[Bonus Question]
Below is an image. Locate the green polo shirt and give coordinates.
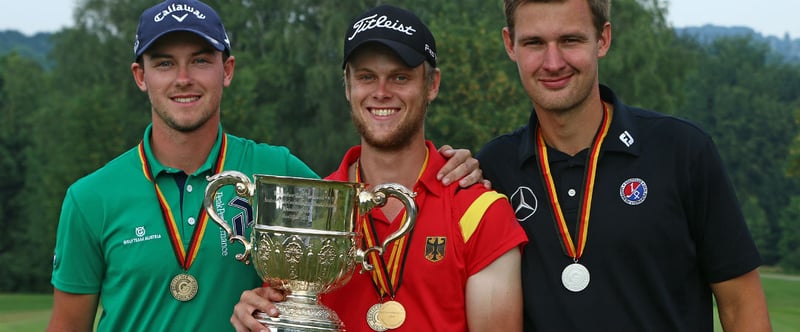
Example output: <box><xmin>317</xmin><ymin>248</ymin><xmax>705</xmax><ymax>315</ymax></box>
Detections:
<box><xmin>51</xmin><ymin>125</ymin><xmax>319</xmax><ymax>331</ymax></box>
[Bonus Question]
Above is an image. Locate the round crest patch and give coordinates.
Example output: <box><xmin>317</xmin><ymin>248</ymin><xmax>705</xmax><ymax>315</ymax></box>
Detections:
<box><xmin>620</xmin><ymin>178</ymin><xmax>647</xmax><ymax>205</ymax></box>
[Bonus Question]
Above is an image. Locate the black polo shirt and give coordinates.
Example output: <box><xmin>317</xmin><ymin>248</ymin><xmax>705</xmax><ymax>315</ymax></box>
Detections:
<box><xmin>477</xmin><ymin>85</ymin><xmax>762</xmax><ymax>331</ymax></box>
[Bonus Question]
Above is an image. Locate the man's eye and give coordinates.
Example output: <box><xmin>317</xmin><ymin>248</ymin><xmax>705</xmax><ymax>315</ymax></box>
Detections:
<box><xmin>523</xmin><ymin>40</ymin><xmax>544</xmax><ymax>47</ymax></box>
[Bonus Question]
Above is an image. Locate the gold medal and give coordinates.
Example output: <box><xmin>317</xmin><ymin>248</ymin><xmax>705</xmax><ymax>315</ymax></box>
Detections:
<box><xmin>377</xmin><ymin>300</ymin><xmax>406</xmax><ymax>329</ymax></box>
<box><xmin>169</xmin><ymin>273</ymin><xmax>198</xmax><ymax>301</ymax></box>
<box><xmin>366</xmin><ymin>303</ymin><xmax>387</xmax><ymax>331</ymax></box>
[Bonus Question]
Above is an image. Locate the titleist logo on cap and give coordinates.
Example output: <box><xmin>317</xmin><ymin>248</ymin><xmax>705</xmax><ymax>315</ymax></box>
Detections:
<box><xmin>153</xmin><ymin>3</ymin><xmax>207</xmax><ymax>22</ymax></box>
<box><xmin>347</xmin><ymin>14</ymin><xmax>417</xmax><ymax>41</ymax></box>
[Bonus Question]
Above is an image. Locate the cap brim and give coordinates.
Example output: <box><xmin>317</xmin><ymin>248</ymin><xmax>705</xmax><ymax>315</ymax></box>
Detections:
<box><xmin>136</xmin><ymin>29</ymin><xmax>227</xmax><ymax>58</ymax></box>
<box><xmin>343</xmin><ymin>38</ymin><xmax>426</xmax><ymax>68</ymax></box>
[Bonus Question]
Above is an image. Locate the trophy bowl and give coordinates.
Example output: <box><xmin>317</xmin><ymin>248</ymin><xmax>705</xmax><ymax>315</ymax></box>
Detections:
<box><xmin>204</xmin><ymin>171</ymin><xmax>416</xmax><ymax>331</ymax></box>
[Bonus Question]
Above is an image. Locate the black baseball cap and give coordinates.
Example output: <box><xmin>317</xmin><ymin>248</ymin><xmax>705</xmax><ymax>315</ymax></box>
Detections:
<box><xmin>133</xmin><ymin>0</ymin><xmax>231</xmax><ymax>59</ymax></box>
<box><xmin>343</xmin><ymin>5</ymin><xmax>437</xmax><ymax>68</ymax></box>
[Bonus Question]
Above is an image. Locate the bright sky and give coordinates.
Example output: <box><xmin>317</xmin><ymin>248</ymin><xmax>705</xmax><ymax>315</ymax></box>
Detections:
<box><xmin>0</xmin><ymin>0</ymin><xmax>797</xmax><ymax>38</ymax></box>
<box><xmin>667</xmin><ymin>0</ymin><xmax>799</xmax><ymax>38</ymax></box>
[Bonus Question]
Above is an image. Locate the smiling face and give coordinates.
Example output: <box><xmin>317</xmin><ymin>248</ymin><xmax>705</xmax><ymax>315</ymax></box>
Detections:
<box><xmin>344</xmin><ymin>43</ymin><xmax>440</xmax><ymax>151</ymax></box>
<box><xmin>502</xmin><ymin>0</ymin><xmax>610</xmax><ymax>114</ymax></box>
<box><xmin>131</xmin><ymin>31</ymin><xmax>234</xmax><ymax>133</ymax></box>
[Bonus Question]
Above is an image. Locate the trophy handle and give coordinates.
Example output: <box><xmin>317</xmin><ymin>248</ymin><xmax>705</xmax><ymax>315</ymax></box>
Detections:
<box><xmin>204</xmin><ymin>170</ymin><xmax>255</xmax><ymax>264</ymax></box>
<box><xmin>358</xmin><ymin>183</ymin><xmax>418</xmax><ymax>272</ymax></box>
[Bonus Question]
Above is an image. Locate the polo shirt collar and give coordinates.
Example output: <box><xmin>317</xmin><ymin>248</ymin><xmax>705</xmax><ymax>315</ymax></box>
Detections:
<box><xmin>330</xmin><ymin>141</ymin><xmax>445</xmax><ymax>198</ymax></box>
<box><xmin>416</xmin><ymin>140</ymin><xmax>446</xmax><ymax>198</ymax></box>
<box><xmin>517</xmin><ymin>84</ymin><xmax>642</xmax><ymax>168</ymax></box>
<box><xmin>140</xmin><ymin>123</ymin><xmax>225</xmax><ymax>176</ymax></box>
<box><xmin>599</xmin><ymin>84</ymin><xmax>642</xmax><ymax>157</ymax></box>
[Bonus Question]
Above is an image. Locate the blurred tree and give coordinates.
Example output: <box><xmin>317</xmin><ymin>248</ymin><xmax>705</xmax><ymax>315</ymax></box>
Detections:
<box><xmin>215</xmin><ymin>0</ymin><xmax>360</xmax><ymax>174</ymax></box>
<box><xmin>678</xmin><ymin>36</ymin><xmax>800</xmax><ymax>264</ymax></box>
<box><xmin>741</xmin><ymin>195</ymin><xmax>777</xmax><ymax>265</ymax></box>
<box><xmin>12</xmin><ymin>0</ymin><xmax>150</xmax><ymax>291</ymax></box>
<box><xmin>778</xmin><ymin>196</ymin><xmax>800</xmax><ymax>272</ymax></box>
<box><xmin>0</xmin><ymin>52</ymin><xmax>44</xmax><ymax>290</ymax></box>
<box><xmin>600</xmin><ymin>0</ymin><xmax>691</xmax><ymax>115</ymax></box>
<box><xmin>421</xmin><ymin>0</ymin><xmax>530</xmax><ymax>152</ymax></box>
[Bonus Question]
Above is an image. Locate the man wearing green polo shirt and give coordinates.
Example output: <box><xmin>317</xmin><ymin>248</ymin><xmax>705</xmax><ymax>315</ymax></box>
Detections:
<box><xmin>46</xmin><ymin>1</ymin><xmax>481</xmax><ymax>331</ymax></box>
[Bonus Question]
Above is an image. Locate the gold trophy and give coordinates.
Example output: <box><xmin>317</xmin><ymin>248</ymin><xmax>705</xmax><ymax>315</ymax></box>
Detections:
<box><xmin>204</xmin><ymin>171</ymin><xmax>417</xmax><ymax>331</ymax></box>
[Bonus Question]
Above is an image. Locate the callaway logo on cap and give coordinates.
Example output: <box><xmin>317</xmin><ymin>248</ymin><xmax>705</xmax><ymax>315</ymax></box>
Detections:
<box><xmin>133</xmin><ymin>0</ymin><xmax>231</xmax><ymax>59</ymax></box>
<box><xmin>343</xmin><ymin>5</ymin><xmax>437</xmax><ymax>68</ymax></box>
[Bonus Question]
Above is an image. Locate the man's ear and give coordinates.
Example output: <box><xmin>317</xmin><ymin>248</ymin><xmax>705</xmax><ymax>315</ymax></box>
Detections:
<box><xmin>131</xmin><ymin>62</ymin><xmax>147</xmax><ymax>92</ymax></box>
<box><xmin>597</xmin><ymin>22</ymin><xmax>612</xmax><ymax>58</ymax></box>
<box><xmin>502</xmin><ymin>27</ymin><xmax>518</xmax><ymax>62</ymax></box>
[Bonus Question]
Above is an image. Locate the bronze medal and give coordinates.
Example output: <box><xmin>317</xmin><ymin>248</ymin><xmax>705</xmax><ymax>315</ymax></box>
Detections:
<box><xmin>170</xmin><ymin>273</ymin><xmax>198</xmax><ymax>301</ymax></box>
<box><xmin>367</xmin><ymin>303</ymin><xmax>387</xmax><ymax>331</ymax></box>
<box><xmin>139</xmin><ymin>138</ymin><xmax>227</xmax><ymax>304</ymax></box>
<box><xmin>377</xmin><ymin>300</ymin><xmax>406</xmax><ymax>329</ymax></box>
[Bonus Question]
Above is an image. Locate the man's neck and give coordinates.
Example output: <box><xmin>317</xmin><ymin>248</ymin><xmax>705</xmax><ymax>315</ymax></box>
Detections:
<box><xmin>149</xmin><ymin>121</ymin><xmax>219</xmax><ymax>175</ymax></box>
<box><xmin>356</xmin><ymin>140</ymin><xmax>428</xmax><ymax>190</ymax></box>
<box><xmin>353</xmin><ymin>139</ymin><xmax>428</xmax><ymax>222</ymax></box>
<box><xmin>535</xmin><ymin>95</ymin><xmax>605</xmax><ymax>156</ymax></box>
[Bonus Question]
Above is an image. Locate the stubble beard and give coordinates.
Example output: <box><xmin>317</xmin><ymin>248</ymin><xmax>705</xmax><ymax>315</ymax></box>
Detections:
<box><xmin>533</xmin><ymin>79</ymin><xmax>594</xmax><ymax>114</ymax></box>
<box><xmin>351</xmin><ymin>103</ymin><xmax>427</xmax><ymax>152</ymax></box>
<box><xmin>154</xmin><ymin>105</ymin><xmax>215</xmax><ymax>133</ymax></box>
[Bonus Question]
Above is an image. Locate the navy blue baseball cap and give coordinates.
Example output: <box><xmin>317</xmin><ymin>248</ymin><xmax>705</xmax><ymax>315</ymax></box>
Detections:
<box><xmin>343</xmin><ymin>5</ymin><xmax>437</xmax><ymax>68</ymax></box>
<box><xmin>133</xmin><ymin>0</ymin><xmax>231</xmax><ymax>59</ymax></box>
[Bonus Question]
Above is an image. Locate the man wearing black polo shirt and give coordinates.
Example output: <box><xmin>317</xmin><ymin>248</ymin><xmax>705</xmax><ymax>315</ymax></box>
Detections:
<box><xmin>476</xmin><ymin>0</ymin><xmax>772</xmax><ymax>331</ymax></box>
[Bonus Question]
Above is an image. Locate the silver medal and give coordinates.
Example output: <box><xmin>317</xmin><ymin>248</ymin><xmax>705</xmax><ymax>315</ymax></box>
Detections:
<box><xmin>366</xmin><ymin>303</ymin><xmax>387</xmax><ymax>331</ymax></box>
<box><xmin>561</xmin><ymin>263</ymin><xmax>590</xmax><ymax>292</ymax></box>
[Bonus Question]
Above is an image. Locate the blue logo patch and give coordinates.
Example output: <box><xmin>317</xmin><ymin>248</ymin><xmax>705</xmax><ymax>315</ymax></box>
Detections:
<box><xmin>620</xmin><ymin>178</ymin><xmax>647</xmax><ymax>205</ymax></box>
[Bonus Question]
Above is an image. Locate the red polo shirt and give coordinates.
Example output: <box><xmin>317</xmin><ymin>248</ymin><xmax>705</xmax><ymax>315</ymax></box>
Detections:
<box><xmin>319</xmin><ymin>141</ymin><xmax>527</xmax><ymax>331</ymax></box>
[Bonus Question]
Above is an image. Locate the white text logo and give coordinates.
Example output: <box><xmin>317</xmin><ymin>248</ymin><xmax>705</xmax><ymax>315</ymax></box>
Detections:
<box><xmin>154</xmin><ymin>3</ymin><xmax>206</xmax><ymax>22</ymax></box>
<box><xmin>348</xmin><ymin>14</ymin><xmax>416</xmax><ymax>41</ymax></box>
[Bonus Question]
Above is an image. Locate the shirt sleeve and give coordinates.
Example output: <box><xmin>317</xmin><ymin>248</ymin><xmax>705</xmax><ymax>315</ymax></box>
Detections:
<box><xmin>457</xmin><ymin>189</ymin><xmax>528</xmax><ymax>275</ymax></box>
<box><xmin>285</xmin><ymin>153</ymin><xmax>320</xmax><ymax>179</ymax></box>
<box><xmin>51</xmin><ymin>187</ymin><xmax>105</xmax><ymax>294</ymax></box>
<box><xmin>692</xmin><ymin>137</ymin><xmax>762</xmax><ymax>283</ymax></box>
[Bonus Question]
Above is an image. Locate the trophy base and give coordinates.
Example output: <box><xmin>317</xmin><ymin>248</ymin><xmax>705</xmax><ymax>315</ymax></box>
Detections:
<box><xmin>255</xmin><ymin>298</ymin><xmax>345</xmax><ymax>332</ymax></box>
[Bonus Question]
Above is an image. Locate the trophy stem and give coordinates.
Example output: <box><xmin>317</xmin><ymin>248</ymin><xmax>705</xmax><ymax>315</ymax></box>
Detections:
<box><xmin>254</xmin><ymin>295</ymin><xmax>345</xmax><ymax>332</ymax></box>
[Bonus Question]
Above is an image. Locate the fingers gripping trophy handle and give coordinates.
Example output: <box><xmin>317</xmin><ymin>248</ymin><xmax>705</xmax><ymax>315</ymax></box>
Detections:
<box><xmin>358</xmin><ymin>183</ymin><xmax>418</xmax><ymax>272</ymax></box>
<box><xmin>204</xmin><ymin>170</ymin><xmax>255</xmax><ymax>264</ymax></box>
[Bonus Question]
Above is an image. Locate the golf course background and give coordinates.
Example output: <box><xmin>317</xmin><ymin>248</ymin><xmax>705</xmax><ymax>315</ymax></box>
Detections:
<box><xmin>2</xmin><ymin>271</ymin><xmax>797</xmax><ymax>331</ymax></box>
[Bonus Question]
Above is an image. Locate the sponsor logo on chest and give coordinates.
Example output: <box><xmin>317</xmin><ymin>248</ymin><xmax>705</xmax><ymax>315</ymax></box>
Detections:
<box><xmin>123</xmin><ymin>226</ymin><xmax>162</xmax><ymax>245</ymax></box>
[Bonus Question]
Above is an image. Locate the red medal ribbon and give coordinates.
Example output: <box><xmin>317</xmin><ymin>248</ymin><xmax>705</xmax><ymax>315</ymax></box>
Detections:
<box><xmin>356</xmin><ymin>149</ymin><xmax>427</xmax><ymax>299</ymax></box>
<box><xmin>535</xmin><ymin>104</ymin><xmax>611</xmax><ymax>260</ymax></box>
<box><xmin>137</xmin><ymin>134</ymin><xmax>228</xmax><ymax>270</ymax></box>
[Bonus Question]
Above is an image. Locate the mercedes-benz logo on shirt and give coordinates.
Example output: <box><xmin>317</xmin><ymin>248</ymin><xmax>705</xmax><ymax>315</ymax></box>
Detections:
<box><xmin>511</xmin><ymin>186</ymin><xmax>538</xmax><ymax>222</ymax></box>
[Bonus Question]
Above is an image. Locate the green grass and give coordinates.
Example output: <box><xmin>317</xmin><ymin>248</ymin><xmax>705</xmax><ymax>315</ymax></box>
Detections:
<box><xmin>0</xmin><ymin>293</ymin><xmax>51</xmax><ymax>332</ymax></box>
<box><xmin>711</xmin><ymin>272</ymin><xmax>800</xmax><ymax>331</ymax></box>
<box><xmin>2</xmin><ymin>273</ymin><xmax>798</xmax><ymax>331</ymax></box>
<box><xmin>759</xmin><ymin>273</ymin><xmax>800</xmax><ymax>331</ymax></box>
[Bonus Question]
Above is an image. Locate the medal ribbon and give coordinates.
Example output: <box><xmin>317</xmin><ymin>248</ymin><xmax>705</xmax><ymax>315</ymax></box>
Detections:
<box><xmin>535</xmin><ymin>103</ymin><xmax>610</xmax><ymax>260</ymax></box>
<box><xmin>137</xmin><ymin>134</ymin><xmax>228</xmax><ymax>270</ymax></box>
<box><xmin>356</xmin><ymin>149</ymin><xmax>428</xmax><ymax>299</ymax></box>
